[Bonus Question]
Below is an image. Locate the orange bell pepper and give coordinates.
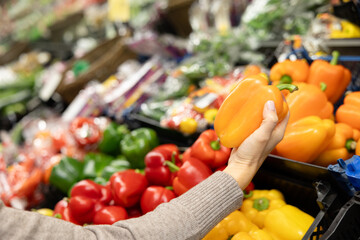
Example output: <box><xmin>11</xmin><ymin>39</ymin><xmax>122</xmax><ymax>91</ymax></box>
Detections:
<box><xmin>356</xmin><ymin>138</ymin><xmax>360</xmax><ymax>156</ymax></box>
<box><xmin>275</xmin><ymin>116</ymin><xmax>336</xmax><ymax>163</ymax></box>
<box><xmin>313</xmin><ymin>123</ymin><xmax>358</xmax><ymax>167</ymax></box>
<box><xmin>270</xmin><ymin>59</ymin><xmax>309</xmax><ymax>84</ymax></box>
<box><xmin>214</xmin><ymin>74</ymin><xmax>297</xmax><ymax>148</ymax></box>
<box><xmin>285</xmin><ymin>83</ymin><xmax>333</xmax><ymax>124</ymax></box>
<box><xmin>336</xmin><ymin>91</ymin><xmax>360</xmax><ymax>131</ymax></box>
<box><xmin>307</xmin><ymin>51</ymin><xmax>352</xmax><ymax>103</ymax></box>
<box><xmin>243</xmin><ymin>65</ymin><xmax>262</xmax><ymax>77</ymax></box>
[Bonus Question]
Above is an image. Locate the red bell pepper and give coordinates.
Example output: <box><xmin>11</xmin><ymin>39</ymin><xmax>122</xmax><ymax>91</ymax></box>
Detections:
<box><xmin>140</xmin><ymin>186</ymin><xmax>176</xmax><ymax>214</ymax></box>
<box><xmin>144</xmin><ymin>145</ymin><xmax>182</xmax><ymax>186</ymax></box>
<box><xmin>93</xmin><ymin>206</ymin><xmax>128</xmax><ymax>225</ymax></box>
<box><xmin>172</xmin><ymin>157</ymin><xmax>212</xmax><ymax>196</ymax></box>
<box><xmin>69</xmin><ymin>196</ymin><xmax>97</xmax><ymax>224</ymax></box>
<box><xmin>53</xmin><ymin>199</ymin><xmax>80</xmax><ymax>225</ymax></box>
<box><xmin>110</xmin><ymin>170</ymin><xmax>148</xmax><ymax>208</ymax></box>
<box><xmin>70</xmin><ymin>179</ymin><xmax>102</xmax><ymax>199</ymax></box>
<box><xmin>181</xmin><ymin>148</ymin><xmax>192</xmax><ymax>162</ymax></box>
<box><xmin>190</xmin><ymin>130</ymin><xmax>231</xmax><ymax>169</ymax></box>
<box><xmin>69</xmin><ymin>117</ymin><xmax>101</xmax><ymax>147</ymax></box>
<box><xmin>153</xmin><ymin>144</ymin><xmax>180</xmax><ymax>156</ymax></box>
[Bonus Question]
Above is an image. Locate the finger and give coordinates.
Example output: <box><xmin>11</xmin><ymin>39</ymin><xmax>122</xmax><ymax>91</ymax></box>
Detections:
<box><xmin>252</xmin><ymin>101</ymin><xmax>279</xmax><ymax>141</ymax></box>
<box><xmin>270</xmin><ymin>112</ymin><xmax>289</xmax><ymax>143</ymax></box>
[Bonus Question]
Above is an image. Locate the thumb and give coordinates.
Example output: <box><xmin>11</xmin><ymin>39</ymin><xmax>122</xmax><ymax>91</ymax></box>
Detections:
<box><xmin>253</xmin><ymin>100</ymin><xmax>279</xmax><ymax>140</ymax></box>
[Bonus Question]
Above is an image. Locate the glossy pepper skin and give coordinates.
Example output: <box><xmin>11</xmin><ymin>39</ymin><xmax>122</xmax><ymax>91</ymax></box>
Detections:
<box><xmin>241</xmin><ymin>189</ymin><xmax>286</xmax><ymax>228</ymax></box>
<box><xmin>53</xmin><ymin>199</ymin><xmax>80</xmax><ymax>225</ymax></box>
<box><xmin>120</xmin><ymin>128</ymin><xmax>159</xmax><ymax>169</ymax></box>
<box><xmin>232</xmin><ymin>229</ymin><xmax>274</xmax><ymax>240</ymax></box>
<box><xmin>203</xmin><ymin>210</ymin><xmax>259</xmax><ymax>240</ymax></box>
<box><xmin>336</xmin><ymin>91</ymin><xmax>360</xmax><ymax>131</ymax></box>
<box><xmin>82</xmin><ymin>152</ymin><xmax>114</xmax><ymax>179</ymax></box>
<box><xmin>144</xmin><ymin>144</ymin><xmax>181</xmax><ymax>186</ymax></box>
<box><xmin>313</xmin><ymin>123</ymin><xmax>359</xmax><ymax>167</ymax></box>
<box><xmin>264</xmin><ymin>205</ymin><xmax>314</xmax><ymax>240</ymax></box>
<box><xmin>275</xmin><ymin>116</ymin><xmax>336</xmax><ymax>163</ymax></box>
<box><xmin>98</xmin><ymin>123</ymin><xmax>129</xmax><ymax>155</ymax></box>
<box><xmin>285</xmin><ymin>83</ymin><xmax>334</xmax><ymax>124</ymax></box>
<box><xmin>110</xmin><ymin>170</ymin><xmax>148</xmax><ymax>208</ymax></box>
<box><xmin>172</xmin><ymin>158</ymin><xmax>212</xmax><ymax>196</ymax></box>
<box><xmin>49</xmin><ymin>156</ymin><xmax>84</xmax><ymax>194</ymax></box>
<box><xmin>93</xmin><ymin>206</ymin><xmax>128</xmax><ymax>225</ymax></box>
<box><xmin>308</xmin><ymin>51</ymin><xmax>352</xmax><ymax>103</ymax></box>
<box><xmin>140</xmin><ymin>186</ymin><xmax>176</xmax><ymax>214</ymax></box>
<box><xmin>190</xmin><ymin>130</ymin><xmax>231</xmax><ymax>169</ymax></box>
<box><xmin>214</xmin><ymin>74</ymin><xmax>294</xmax><ymax>148</ymax></box>
<box><xmin>270</xmin><ymin>59</ymin><xmax>309</xmax><ymax>84</ymax></box>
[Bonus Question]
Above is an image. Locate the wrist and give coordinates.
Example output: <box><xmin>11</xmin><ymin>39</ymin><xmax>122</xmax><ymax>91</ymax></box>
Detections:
<box><xmin>223</xmin><ymin>164</ymin><xmax>257</xmax><ymax>190</ymax></box>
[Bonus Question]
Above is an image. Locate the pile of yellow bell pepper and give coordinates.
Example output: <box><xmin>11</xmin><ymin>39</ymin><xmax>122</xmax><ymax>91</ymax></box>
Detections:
<box><xmin>203</xmin><ymin>189</ymin><xmax>314</xmax><ymax>240</ymax></box>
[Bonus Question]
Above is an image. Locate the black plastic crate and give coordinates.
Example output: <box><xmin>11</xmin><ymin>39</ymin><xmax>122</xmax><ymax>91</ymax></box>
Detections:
<box><xmin>253</xmin><ymin>154</ymin><xmax>351</xmax><ymax>240</ymax></box>
<box><xmin>320</xmin><ymin>191</ymin><xmax>360</xmax><ymax>240</ymax></box>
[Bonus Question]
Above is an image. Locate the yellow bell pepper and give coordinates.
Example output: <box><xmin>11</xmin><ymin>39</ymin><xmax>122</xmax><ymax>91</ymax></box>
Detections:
<box><xmin>240</xmin><ymin>190</ymin><xmax>286</xmax><ymax>228</ymax></box>
<box><xmin>203</xmin><ymin>210</ymin><xmax>258</xmax><ymax>240</ymax></box>
<box><xmin>32</xmin><ymin>208</ymin><xmax>54</xmax><ymax>217</ymax></box>
<box><xmin>202</xmin><ymin>221</ymin><xmax>229</xmax><ymax>240</ymax></box>
<box><xmin>232</xmin><ymin>229</ymin><xmax>274</xmax><ymax>240</ymax></box>
<box><xmin>179</xmin><ymin>118</ymin><xmax>197</xmax><ymax>134</ymax></box>
<box><xmin>204</xmin><ymin>109</ymin><xmax>218</xmax><ymax>124</ymax></box>
<box><xmin>264</xmin><ymin>205</ymin><xmax>314</xmax><ymax>240</ymax></box>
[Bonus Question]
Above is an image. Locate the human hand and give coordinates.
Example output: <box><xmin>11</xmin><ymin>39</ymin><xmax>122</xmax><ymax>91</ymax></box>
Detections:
<box><xmin>223</xmin><ymin>100</ymin><xmax>289</xmax><ymax>189</ymax></box>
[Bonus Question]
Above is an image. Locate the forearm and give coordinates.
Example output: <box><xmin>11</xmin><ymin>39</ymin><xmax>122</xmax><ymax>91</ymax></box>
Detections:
<box><xmin>0</xmin><ymin>171</ymin><xmax>243</xmax><ymax>240</ymax></box>
<box><xmin>109</xmin><ymin>171</ymin><xmax>243</xmax><ymax>240</ymax></box>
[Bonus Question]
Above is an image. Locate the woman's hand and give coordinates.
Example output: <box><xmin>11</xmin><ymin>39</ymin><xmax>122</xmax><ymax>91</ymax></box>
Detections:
<box><xmin>223</xmin><ymin>100</ymin><xmax>289</xmax><ymax>189</ymax></box>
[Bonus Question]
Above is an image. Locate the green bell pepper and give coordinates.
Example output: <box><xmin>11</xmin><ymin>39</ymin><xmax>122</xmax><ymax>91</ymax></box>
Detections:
<box><xmin>98</xmin><ymin>123</ymin><xmax>129</xmax><ymax>155</ymax></box>
<box><xmin>120</xmin><ymin>128</ymin><xmax>159</xmax><ymax>169</ymax></box>
<box><xmin>82</xmin><ymin>152</ymin><xmax>114</xmax><ymax>179</ymax></box>
<box><xmin>101</xmin><ymin>156</ymin><xmax>131</xmax><ymax>180</ymax></box>
<box><xmin>49</xmin><ymin>157</ymin><xmax>84</xmax><ymax>194</ymax></box>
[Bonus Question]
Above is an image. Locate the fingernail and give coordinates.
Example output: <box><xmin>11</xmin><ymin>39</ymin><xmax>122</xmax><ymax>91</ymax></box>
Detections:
<box><xmin>266</xmin><ymin>100</ymin><xmax>276</xmax><ymax>112</ymax></box>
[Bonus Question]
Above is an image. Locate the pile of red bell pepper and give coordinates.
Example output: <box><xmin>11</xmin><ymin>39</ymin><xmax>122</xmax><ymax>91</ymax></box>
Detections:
<box><xmin>52</xmin><ymin>129</ymin><xmax>237</xmax><ymax>225</ymax></box>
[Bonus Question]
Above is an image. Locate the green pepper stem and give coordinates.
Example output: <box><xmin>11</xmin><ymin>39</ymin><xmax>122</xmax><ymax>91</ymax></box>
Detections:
<box><xmin>210</xmin><ymin>140</ymin><xmax>221</xmax><ymax>151</ymax></box>
<box><xmin>276</xmin><ymin>83</ymin><xmax>299</xmax><ymax>93</ymax></box>
<box><xmin>54</xmin><ymin>214</ymin><xmax>62</xmax><ymax>219</ymax></box>
<box><xmin>280</xmin><ymin>75</ymin><xmax>293</xmax><ymax>84</ymax></box>
<box><xmin>165</xmin><ymin>161</ymin><xmax>180</xmax><ymax>172</ymax></box>
<box><xmin>253</xmin><ymin>197</ymin><xmax>270</xmax><ymax>211</ymax></box>
<box><xmin>320</xmin><ymin>82</ymin><xmax>327</xmax><ymax>92</ymax></box>
<box><xmin>165</xmin><ymin>186</ymin><xmax>174</xmax><ymax>190</ymax></box>
<box><xmin>330</xmin><ymin>51</ymin><xmax>340</xmax><ymax>65</ymax></box>
<box><xmin>345</xmin><ymin>139</ymin><xmax>357</xmax><ymax>153</ymax></box>
<box><xmin>243</xmin><ymin>190</ymin><xmax>254</xmax><ymax>199</ymax></box>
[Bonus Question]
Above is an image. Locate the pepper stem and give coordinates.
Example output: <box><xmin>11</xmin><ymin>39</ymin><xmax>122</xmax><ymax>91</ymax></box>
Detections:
<box><xmin>54</xmin><ymin>213</ymin><xmax>62</xmax><ymax>219</ymax></box>
<box><xmin>165</xmin><ymin>186</ymin><xmax>174</xmax><ymax>190</ymax></box>
<box><xmin>280</xmin><ymin>75</ymin><xmax>293</xmax><ymax>84</ymax></box>
<box><xmin>276</xmin><ymin>83</ymin><xmax>299</xmax><ymax>93</ymax></box>
<box><xmin>165</xmin><ymin>160</ymin><xmax>180</xmax><ymax>172</ymax></box>
<box><xmin>345</xmin><ymin>139</ymin><xmax>357</xmax><ymax>153</ymax></box>
<box><xmin>243</xmin><ymin>190</ymin><xmax>253</xmax><ymax>199</ymax></box>
<box><xmin>330</xmin><ymin>51</ymin><xmax>340</xmax><ymax>65</ymax></box>
<box><xmin>253</xmin><ymin>197</ymin><xmax>270</xmax><ymax>211</ymax></box>
<box><xmin>210</xmin><ymin>140</ymin><xmax>221</xmax><ymax>151</ymax></box>
<box><xmin>320</xmin><ymin>82</ymin><xmax>327</xmax><ymax>92</ymax></box>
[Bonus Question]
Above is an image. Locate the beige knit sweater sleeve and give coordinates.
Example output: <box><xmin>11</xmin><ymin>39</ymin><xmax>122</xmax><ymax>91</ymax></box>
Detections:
<box><xmin>0</xmin><ymin>171</ymin><xmax>243</xmax><ymax>240</ymax></box>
